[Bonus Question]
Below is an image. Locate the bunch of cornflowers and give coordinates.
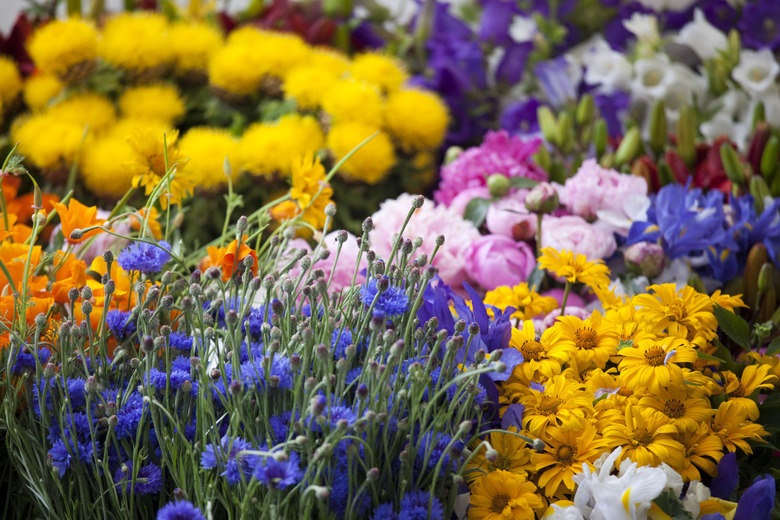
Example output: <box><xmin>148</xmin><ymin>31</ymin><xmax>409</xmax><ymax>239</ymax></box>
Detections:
<box><xmin>1</xmin><ymin>196</ymin><xmax>517</xmax><ymax>519</ymax></box>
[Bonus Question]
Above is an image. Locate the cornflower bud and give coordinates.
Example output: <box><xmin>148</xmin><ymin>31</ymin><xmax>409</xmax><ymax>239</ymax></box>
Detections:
<box><xmin>206</xmin><ymin>267</ymin><xmax>221</xmax><ymax>280</ymax></box>
<box><xmin>236</xmin><ymin>215</ymin><xmax>248</xmax><ymax>233</ymax></box>
<box><xmin>130</xmin><ymin>358</ymin><xmax>142</xmax><ymax>369</ymax></box>
<box><xmin>189</xmin><ymin>284</ymin><xmax>202</xmax><ymax>297</ymax></box>
<box><xmin>173</xmin><ymin>488</ymin><xmax>188</xmax><ymax>501</ymax></box>
<box><xmin>189</xmin><ymin>271</ymin><xmax>202</xmax><ymax>284</ymax></box>
<box><xmin>271</xmin><ymin>300</ymin><xmax>285</xmax><ymax>316</ymax></box>
<box><xmin>81</xmin><ymin>301</ymin><xmax>93</xmax><ymax>315</ymax></box>
<box><xmin>210</xmin><ymin>369</ymin><xmax>221</xmax><ymax>379</ymax></box>
<box><xmin>533</xmin><ymin>438</ymin><xmax>546</xmax><ymax>451</ymax></box>
<box><xmin>229</xmin><ymin>381</ymin><xmax>242</xmax><ymax>395</ymax></box>
<box><xmin>104</xmin><ymin>279</ymin><xmax>116</xmax><ymax>296</ymax></box>
<box><xmin>468</xmin><ymin>323</ymin><xmax>481</xmax><ymax>336</ymax></box>
<box><xmin>475</xmin><ymin>349</ymin><xmax>486</xmax><ymax>364</ymax></box>
<box><xmin>304</xmin><ymin>377</ymin><xmax>316</xmax><ymax>393</ymax></box>
<box><xmin>68</xmin><ymin>287</ymin><xmax>80</xmax><ymax>303</ymax></box>
<box><xmin>85</xmin><ymin>376</ymin><xmax>99</xmax><ymax>394</ymax></box>
<box><xmin>243</xmin><ymin>255</ymin><xmax>255</xmax><ymax>268</ymax></box>
<box><xmin>153</xmin><ymin>336</ymin><xmax>166</xmax><ymax>350</ymax></box>
<box><xmin>490</xmin><ymin>349</ymin><xmax>503</xmax><ymax>362</ymax></box>
<box><xmin>160</xmin><ymin>295</ymin><xmax>174</xmax><ymax>308</ymax></box>
<box><xmin>226</xmin><ymin>310</ymin><xmax>239</xmax><ymax>324</ymax></box>
<box><xmin>43</xmin><ymin>363</ymin><xmax>56</xmax><ymax>378</ymax></box>
<box><xmin>34</xmin><ymin>313</ymin><xmax>47</xmax><ymax>328</ymax></box>
<box><xmin>181</xmin><ymin>296</ymin><xmax>193</xmax><ymax>310</ymax></box>
<box><xmin>69</xmin><ymin>229</ymin><xmax>84</xmax><ymax>241</ymax></box>
<box><xmin>485</xmin><ymin>445</ymin><xmax>499</xmax><ymax>463</ymax></box>
<box><xmin>181</xmin><ymin>380</ymin><xmax>192</xmax><ymax>394</ymax></box>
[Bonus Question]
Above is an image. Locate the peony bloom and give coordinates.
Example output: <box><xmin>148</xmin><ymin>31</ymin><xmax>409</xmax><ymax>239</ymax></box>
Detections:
<box><xmin>485</xmin><ymin>191</ymin><xmax>537</xmax><ymax>240</ymax></box>
<box><xmin>541</xmin><ymin>216</ymin><xmax>617</xmax><ymax>261</ymax></box>
<box><xmin>434</xmin><ymin>131</ymin><xmax>547</xmax><ymax>206</ymax></box>
<box><xmin>558</xmin><ymin>159</ymin><xmax>648</xmax><ymax>221</ymax></box>
<box><xmin>369</xmin><ymin>194</ymin><xmax>481</xmax><ymax>290</ymax></box>
<box><xmin>463</xmin><ymin>235</ymin><xmax>535</xmax><ymax>291</ymax></box>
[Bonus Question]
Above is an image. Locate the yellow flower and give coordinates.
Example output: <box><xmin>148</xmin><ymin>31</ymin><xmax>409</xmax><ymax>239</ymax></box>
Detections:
<box><xmin>521</xmin><ymin>374</ymin><xmax>593</xmax><ymax>438</ymax></box>
<box><xmin>227</xmin><ymin>28</ymin><xmax>310</xmax><ymax>75</ymax></box>
<box><xmin>286</xmin><ymin>154</ymin><xmax>333</xmax><ymax>230</ymax></box>
<box><xmin>125</xmin><ymin>128</ymin><xmax>192</xmax><ymax>208</ymax></box>
<box><xmin>506</xmin><ymin>320</ymin><xmax>573</xmax><ymax>384</ymax></box>
<box><xmin>634</xmin><ymin>283</ymin><xmax>718</xmax><ymax>345</ymax></box>
<box><xmin>326</xmin><ymin>121</ymin><xmax>396</xmax><ymax>184</ymax></box>
<box><xmin>603</xmin><ymin>405</ymin><xmax>684</xmax><ymax>468</ymax></box>
<box><xmin>80</xmin><ymin>134</ymin><xmax>137</xmax><ymax>199</ymax></box>
<box><xmin>384</xmin><ymin>89</ymin><xmax>449</xmax><ymax>151</ymax></box>
<box><xmin>638</xmin><ymin>384</ymin><xmax>715</xmax><ymax>433</ymax></box>
<box><xmin>618</xmin><ymin>335</ymin><xmax>698</xmax><ymax>392</ymax></box>
<box><xmin>554</xmin><ymin>310</ymin><xmax>619</xmax><ymax>372</ymax></box>
<box><xmin>208</xmin><ymin>43</ymin><xmax>266</xmax><ymax>96</ymax></box>
<box><xmin>100</xmin><ymin>13</ymin><xmax>172</xmax><ymax>73</ymax></box>
<box><xmin>283</xmin><ymin>65</ymin><xmax>342</xmax><ymax>110</ymax></box>
<box><xmin>349</xmin><ymin>52</ymin><xmax>408</xmax><ymax>93</ymax></box>
<box><xmin>169</xmin><ymin>21</ymin><xmax>223</xmax><ymax>75</ymax></box>
<box><xmin>0</xmin><ymin>56</ymin><xmax>22</xmax><ymax>108</ymax></box>
<box><xmin>47</xmin><ymin>93</ymin><xmax>117</xmax><ymax>136</ymax></box>
<box><xmin>469</xmin><ymin>470</ymin><xmax>544</xmax><ymax>520</ymax></box>
<box><xmin>673</xmin><ymin>423</ymin><xmax>723</xmax><ymax>482</ymax></box>
<box><xmin>239</xmin><ymin>115</ymin><xmax>324</xmax><ymax>179</ymax></box>
<box><xmin>710</xmin><ymin>400</ymin><xmax>768</xmax><ymax>454</ymax></box>
<box><xmin>464</xmin><ymin>430</ymin><xmax>534</xmax><ymax>482</ymax></box>
<box><xmin>118</xmin><ymin>84</ymin><xmax>185</xmax><ymax>126</ymax></box>
<box><xmin>27</xmin><ymin>18</ymin><xmax>98</xmax><ymax>81</ymax></box>
<box><xmin>178</xmin><ymin>127</ymin><xmax>241</xmax><ymax>190</ymax></box>
<box><xmin>322</xmin><ymin>79</ymin><xmax>384</xmax><ymax>126</ymax></box>
<box><xmin>308</xmin><ymin>47</ymin><xmax>350</xmax><ymax>73</ymax></box>
<box><xmin>485</xmin><ymin>283</ymin><xmax>558</xmax><ymax>321</ymax></box>
<box><xmin>708</xmin><ymin>290</ymin><xmax>747</xmax><ymax>312</ymax></box>
<box><xmin>12</xmin><ymin>113</ymin><xmax>87</xmax><ymax>171</ymax></box>
<box><xmin>538</xmin><ymin>248</ymin><xmax>610</xmax><ymax>287</ymax></box>
<box><xmin>22</xmin><ymin>73</ymin><xmax>63</xmax><ymax>111</ymax></box>
<box><xmin>533</xmin><ymin>421</ymin><xmax>607</xmax><ymax>496</ymax></box>
<box><xmin>721</xmin><ymin>364</ymin><xmax>776</xmax><ymax>420</ymax></box>
<box><xmin>604</xmin><ymin>302</ymin><xmax>643</xmax><ymax>342</ymax></box>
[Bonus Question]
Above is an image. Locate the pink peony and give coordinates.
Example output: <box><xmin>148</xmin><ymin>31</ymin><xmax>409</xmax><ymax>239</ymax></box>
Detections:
<box><xmin>369</xmin><ymin>193</ymin><xmax>481</xmax><ymax>290</ymax></box>
<box><xmin>558</xmin><ymin>159</ymin><xmax>648</xmax><ymax>220</ymax></box>
<box><xmin>448</xmin><ymin>186</ymin><xmax>492</xmax><ymax>217</ymax></box>
<box><xmin>485</xmin><ymin>190</ymin><xmax>537</xmax><ymax>240</ymax></box>
<box><xmin>434</xmin><ymin>131</ymin><xmax>548</xmax><ymax>206</ymax></box>
<box><xmin>541</xmin><ymin>215</ymin><xmax>617</xmax><ymax>260</ymax></box>
<box><xmin>463</xmin><ymin>235</ymin><xmax>536</xmax><ymax>291</ymax></box>
<box><xmin>537</xmin><ymin>306</ymin><xmax>591</xmax><ymax>329</ymax></box>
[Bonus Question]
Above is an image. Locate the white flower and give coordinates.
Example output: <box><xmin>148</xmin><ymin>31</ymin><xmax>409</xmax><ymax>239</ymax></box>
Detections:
<box><xmin>676</xmin><ymin>9</ymin><xmax>728</xmax><ymax>61</ymax></box>
<box><xmin>584</xmin><ymin>40</ymin><xmax>633</xmax><ymax>92</ymax></box>
<box><xmin>700</xmin><ymin>113</ymin><xmax>750</xmax><ymax>151</ymax></box>
<box><xmin>623</xmin><ymin>13</ymin><xmax>660</xmax><ymax>45</ymax></box>
<box><xmin>542</xmin><ymin>504</ymin><xmax>586</xmax><ymax>520</ymax></box>
<box><xmin>632</xmin><ymin>54</ymin><xmax>674</xmax><ymax>99</ymax></box>
<box><xmin>509</xmin><ymin>15</ymin><xmax>537</xmax><ymax>43</ymax></box>
<box><xmin>637</xmin><ymin>0</ymin><xmax>697</xmax><ymax>11</ymax></box>
<box><xmin>681</xmin><ymin>481</ymin><xmax>711</xmax><ymax>518</ymax></box>
<box><xmin>596</xmin><ymin>193</ymin><xmax>651</xmax><ymax>237</ymax></box>
<box><xmin>757</xmin><ymin>86</ymin><xmax>780</xmax><ymax>127</ymax></box>
<box><xmin>661</xmin><ymin>65</ymin><xmax>708</xmax><ymax>122</ymax></box>
<box><xmin>732</xmin><ymin>48</ymin><xmax>780</xmax><ymax>95</ymax></box>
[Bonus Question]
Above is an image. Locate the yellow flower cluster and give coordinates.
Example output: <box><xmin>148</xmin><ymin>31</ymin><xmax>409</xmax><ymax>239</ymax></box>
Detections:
<box><xmin>466</xmin><ymin>252</ymin><xmax>777</xmax><ymax>516</ymax></box>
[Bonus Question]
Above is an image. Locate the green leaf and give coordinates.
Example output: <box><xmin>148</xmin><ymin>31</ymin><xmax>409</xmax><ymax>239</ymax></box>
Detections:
<box><xmin>464</xmin><ymin>198</ymin><xmax>492</xmax><ymax>228</ymax></box>
<box><xmin>508</xmin><ymin>177</ymin><xmax>540</xmax><ymax>189</ymax></box>
<box><xmin>713</xmin><ymin>305</ymin><xmax>751</xmax><ymax>349</ymax></box>
<box><xmin>697</xmin><ymin>351</ymin><xmax>726</xmax><ymax>363</ymax></box>
<box><xmin>653</xmin><ymin>489</ymin><xmax>694</xmax><ymax>520</ymax></box>
<box><xmin>526</xmin><ymin>264</ymin><xmax>544</xmax><ymax>292</ymax></box>
<box><xmin>767</xmin><ymin>336</ymin><xmax>780</xmax><ymax>356</ymax></box>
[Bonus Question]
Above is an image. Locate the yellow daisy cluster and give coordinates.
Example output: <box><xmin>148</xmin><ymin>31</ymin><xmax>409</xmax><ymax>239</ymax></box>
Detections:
<box><xmin>466</xmin><ymin>252</ymin><xmax>777</xmax><ymax>515</ymax></box>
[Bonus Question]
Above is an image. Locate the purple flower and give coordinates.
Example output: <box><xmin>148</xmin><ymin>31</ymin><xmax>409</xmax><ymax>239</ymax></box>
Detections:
<box><xmin>253</xmin><ymin>451</ymin><xmax>303</xmax><ymax>490</ymax></box>
<box><xmin>700</xmin><ymin>0</ymin><xmax>736</xmax><ymax>32</ymax></box>
<box><xmin>593</xmin><ymin>90</ymin><xmax>630</xmax><ymax>138</ymax></box>
<box><xmin>737</xmin><ymin>3</ymin><xmax>780</xmax><ymax>50</ymax></box>
<box><xmin>709</xmin><ymin>452</ymin><xmax>737</xmax><ymax>500</ymax></box>
<box><xmin>239</xmin><ymin>355</ymin><xmax>293</xmax><ymax>391</ymax></box>
<box><xmin>501</xmin><ymin>98</ymin><xmax>545</xmax><ymax>136</ymax></box>
<box><xmin>416</xmin><ymin>432</ymin><xmax>463</xmax><ymax>476</ymax></box>
<box><xmin>201</xmin><ymin>436</ymin><xmax>259</xmax><ymax>485</ymax></box>
<box><xmin>534</xmin><ymin>56</ymin><xmax>579</xmax><ymax>107</ymax></box>
<box><xmin>167</xmin><ymin>332</ymin><xmax>194</xmax><ymax>351</ymax></box>
<box><xmin>117</xmin><ymin>240</ymin><xmax>172</xmax><ymax>274</ymax></box>
<box><xmin>106</xmin><ymin>310</ymin><xmax>136</xmax><ymax>341</ymax></box>
<box><xmin>157</xmin><ymin>500</ymin><xmax>207</xmax><ymax>520</ymax></box>
<box><xmin>11</xmin><ymin>346</ymin><xmax>51</xmax><ymax>374</ymax></box>
<box><xmin>371</xmin><ymin>502</ymin><xmax>398</xmax><ymax>520</ymax></box>
<box><xmin>479</xmin><ymin>0</ymin><xmax>519</xmax><ymax>46</ymax></box>
<box><xmin>496</xmin><ymin>42</ymin><xmax>533</xmax><ymax>85</ymax></box>
<box><xmin>114</xmin><ymin>461</ymin><xmax>163</xmax><ymax>495</ymax></box>
<box><xmin>49</xmin><ymin>436</ymin><xmax>96</xmax><ymax>478</ymax></box>
<box><xmin>399</xmin><ymin>490</ymin><xmax>444</xmax><ymax>520</ymax></box>
<box><xmin>734</xmin><ymin>474</ymin><xmax>776</xmax><ymax>520</ymax></box>
<box><xmin>114</xmin><ymin>391</ymin><xmax>145</xmax><ymax>439</ymax></box>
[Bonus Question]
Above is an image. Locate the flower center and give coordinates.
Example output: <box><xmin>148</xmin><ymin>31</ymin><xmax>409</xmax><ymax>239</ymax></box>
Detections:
<box><xmin>644</xmin><ymin>346</ymin><xmax>665</xmax><ymax>366</ymax></box>
<box><xmin>633</xmin><ymin>429</ymin><xmax>653</xmax><ymax>446</ymax></box>
<box><xmin>538</xmin><ymin>395</ymin><xmax>562</xmax><ymax>415</ymax></box>
<box><xmin>555</xmin><ymin>444</ymin><xmax>576</xmax><ymax>465</ymax></box>
<box><xmin>750</xmin><ymin>67</ymin><xmax>767</xmax><ymax>82</ymax></box>
<box><xmin>490</xmin><ymin>454</ymin><xmax>512</xmax><ymax>472</ymax></box>
<box><xmin>575</xmin><ymin>328</ymin><xmax>598</xmax><ymax>350</ymax></box>
<box><xmin>643</xmin><ymin>70</ymin><xmax>663</xmax><ymax>87</ymax></box>
<box><xmin>663</xmin><ymin>399</ymin><xmax>685</xmax><ymax>418</ymax></box>
<box><xmin>617</xmin><ymin>386</ymin><xmax>633</xmax><ymax>397</ymax></box>
<box><xmin>664</xmin><ymin>302</ymin><xmax>684</xmax><ymax>322</ymax></box>
<box><xmin>729</xmin><ymin>382</ymin><xmax>746</xmax><ymax>398</ymax></box>
<box><xmin>521</xmin><ymin>340</ymin><xmax>544</xmax><ymax>361</ymax></box>
<box><xmin>490</xmin><ymin>494</ymin><xmax>510</xmax><ymax>513</ymax></box>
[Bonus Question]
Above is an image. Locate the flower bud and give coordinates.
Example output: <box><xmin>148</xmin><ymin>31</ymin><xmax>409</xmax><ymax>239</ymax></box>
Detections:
<box><xmin>721</xmin><ymin>142</ymin><xmax>746</xmax><ymax>185</ymax></box>
<box><xmin>487</xmin><ymin>174</ymin><xmax>511</xmax><ymax>198</ymax></box>
<box><xmin>750</xmin><ymin>176</ymin><xmax>771</xmax><ymax>213</ymax></box>
<box><xmin>532</xmin><ymin>438</ymin><xmax>546</xmax><ymax>451</ymax></box>
<box><xmin>229</xmin><ymin>380</ymin><xmax>242</xmax><ymax>395</ymax></box>
<box><xmin>80</xmin><ymin>301</ymin><xmax>93</xmax><ymax>315</ymax></box>
<box><xmin>615</xmin><ymin>127</ymin><xmax>641</xmax><ymax>166</ymax></box>
<box><xmin>593</xmin><ymin>118</ymin><xmax>608</xmax><ymax>158</ymax></box>
<box><xmin>761</xmin><ymin>135</ymin><xmax>779</xmax><ymax>182</ymax></box>
<box><xmin>576</xmin><ymin>94</ymin><xmax>595</xmax><ymax>126</ymax></box>
<box><xmin>524</xmin><ymin>182</ymin><xmax>559</xmax><ymax>214</ymax></box>
<box><xmin>624</xmin><ymin>242</ymin><xmax>666</xmax><ymax>278</ymax></box>
<box><xmin>69</xmin><ymin>229</ymin><xmax>84</xmax><ymax>241</ymax></box>
<box><xmin>173</xmin><ymin>488</ymin><xmax>188</xmax><ymax>501</ymax></box>
<box><xmin>677</xmin><ymin>106</ymin><xmax>697</xmax><ymax>167</ymax></box>
<box><xmin>68</xmin><ymin>287</ymin><xmax>80</xmax><ymax>302</ymax></box>
<box><xmin>366</xmin><ymin>467</ymin><xmax>380</xmax><ymax>482</ymax></box>
<box><xmin>758</xmin><ymin>262</ymin><xmax>775</xmax><ymax>294</ymax></box>
<box><xmin>649</xmin><ymin>99</ymin><xmax>667</xmax><ymax>156</ymax></box>
<box><xmin>444</xmin><ymin>145</ymin><xmax>463</xmax><ymax>164</ymax></box>
<box><xmin>538</xmin><ymin>105</ymin><xmax>559</xmax><ymax>145</ymax></box>
<box><xmin>485</xmin><ymin>445</ymin><xmax>499</xmax><ymax>463</ymax></box>
<box><xmin>325</xmin><ymin>202</ymin><xmax>337</xmax><ymax>217</ymax></box>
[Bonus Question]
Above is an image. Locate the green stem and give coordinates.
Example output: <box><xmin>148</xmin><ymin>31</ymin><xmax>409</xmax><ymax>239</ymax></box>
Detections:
<box><xmin>560</xmin><ymin>281</ymin><xmax>571</xmax><ymax>316</ymax></box>
<box><xmin>535</xmin><ymin>213</ymin><xmax>543</xmax><ymax>258</ymax></box>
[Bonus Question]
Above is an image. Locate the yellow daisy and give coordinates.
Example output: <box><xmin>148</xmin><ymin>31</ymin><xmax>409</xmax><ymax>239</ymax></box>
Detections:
<box><xmin>554</xmin><ymin>310</ymin><xmax>619</xmax><ymax>372</ymax></box>
<box><xmin>538</xmin><ymin>248</ymin><xmax>610</xmax><ymax>288</ymax></box>
<box><xmin>464</xmin><ymin>430</ymin><xmax>534</xmax><ymax>482</ymax></box>
<box><xmin>521</xmin><ymin>374</ymin><xmax>594</xmax><ymax>438</ymax></box>
<box><xmin>533</xmin><ymin>421</ymin><xmax>607</xmax><ymax>496</ymax></box>
<box><xmin>484</xmin><ymin>283</ymin><xmax>558</xmax><ymax>321</ymax></box>
<box><xmin>638</xmin><ymin>383</ymin><xmax>715</xmax><ymax>432</ymax></box>
<box><xmin>618</xmin><ymin>335</ymin><xmax>697</xmax><ymax>392</ymax></box>
<box><xmin>273</xmin><ymin>153</ymin><xmax>334</xmax><ymax>231</ymax></box>
<box><xmin>634</xmin><ymin>283</ymin><xmax>718</xmax><ymax>345</ymax></box>
<box><xmin>673</xmin><ymin>422</ymin><xmax>723</xmax><ymax>482</ymax></box>
<box><xmin>603</xmin><ymin>405</ymin><xmax>684</xmax><ymax>468</ymax></box>
<box><xmin>721</xmin><ymin>364</ymin><xmax>776</xmax><ymax>420</ymax></box>
<box><xmin>125</xmin><ymin>128</ymin><xmax>192</xmax><ymax>208</ymax></box>
<box><xmin>507</xmin><ymin>320</ymin><xmax>573</xmax><ymax>384</ymax></box>
<box><xmin>710</xmin><ymin>400</ymin><xmax>768</xmax><ymax>454</ymax></box>
<box><xmin>469</xmin><ymin>470</ymin><xmax>544</xmax><ymax>520</ymax></box>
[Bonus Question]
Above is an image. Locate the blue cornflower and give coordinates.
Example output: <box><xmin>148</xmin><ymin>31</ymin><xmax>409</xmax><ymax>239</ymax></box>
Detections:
<box><xmin>114</xmin><ymin>392</ymin><xmax>145</xmax><ymax>440</ymax></box>
<box><xmin>201</xmin><ymin>435</ymin><xmax>259</xmax><ymax>485</ymax></box>
<box><xmin>106</xmin><ymin>310</ymin><xmax>136</xmax><ymax>341</ymax></box>
<box><xmin>269</xmin><ymin>411</ymin><xmax>299</xmax><ymax>444</ymax></box>
<box><xmin>170</xmin><ymin>355</ymin><xmax>192</xmax><ymax>374</ymax></box>
<box><xmin>370</xmin><ymin>502</ymin><xmax>398</xmax><ymax>520</ymax></box>
<box><xmin>145</xmin><ymin>368</ymin><xmax>196</xmax><ymax>396</ymax></box>
<box><xmin>360</xmin><ymin>277</ymin><xmax>408</xmax><ymax>318</ymax></box>
<box><xmin>399</xmin><ymin>490</ymin><xmax>444</xmax><ymax>520</ymax></box>
<box><xmin>253</xmin><ymin>451</ymin><xmax>304</xmax><ymax>490</ymax></box>
<box><xmin>416</xmin><ymin>432</ymin><xmax>463</xmax><ymax>476</ymax></box>
<box><xmin>242</xmin><ymin>306</ymin><xmax>269</xmax><ymax>340</ymax></box>
<box><xmin>49</xmin><ymin>437</ymin><xmax>96</xmax><ymax>478</ymax></box>
<box><xmin>11</xmin><ymin>346</ymin><xmax>51</xmax><ymax>374</ymax></box>
<box><xmin>47</xmin><ymin>411</ymin><xmax>93</xmax><ymax>444</ymax></box>
<box><xmin>156</xmin><ymin>500</ymin><xmax>207</xmax><ymax>520</ymax></box>
<box><xmin>239</xmin><ymin>355</ymin><xmax>293</xmax><ymax>391</ymax></box>
<box><xmin>331</xmin><ymin>328</ymin><xmax>354</xmax><ymax>359</ymax></box>
<box><xmin>117</xmin><ymin>240</ymin><xmax>172</xmax><ymax>274</ymax></box>
<box><xmin>327</xmin><ymin>455</ymin><xmax>371</xmax><ymax>516</ymax></box>
<box><xmin>168</xmin><ymin>332</ymin><xmax>194</xmax><ymax>352</ymax></box>
<box><xmin>114</xmin><ymin>461</ymin><xmax>164</xmax><ymax>495</ymax></box>
<box><xmin>345</xmin><ymin>368</ymin><xmax>362</xmax><ymax>385</ymax></box>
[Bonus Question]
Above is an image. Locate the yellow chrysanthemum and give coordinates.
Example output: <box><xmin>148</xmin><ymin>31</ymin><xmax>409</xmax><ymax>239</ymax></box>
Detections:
<box><xmin>208</xmin><ymin>44</ymin><xmax>264</xmax><ymax>96</ymax></box>
<box><xmin>638</xmin><ymin>384</ymin><xmax>714</xmax><ymax>433</ymax></box>
<box><xmin>533</xmin><ymin>421</ymin><xmax>608</xmax><ymax>496</ymax></box>
<box><xmin>604</xmin><ymin>302</ymin><xmax>643</xmax><ymax>342</ymax></box>
<box><xmin>506</xmin><ymin>320</ymin><xmax>574</xmax><ymax>384</ymax></box>
<box><xmin>283</xmin><ymin>65</ymin><xmax>342</xmax><ymax>110</ymax></box>
<box><xmin>119</xmin><ymin>84</ymin><xmax>185</xmax><ymax>126</ymax></box>
<box><xmin>521</xmin><ymin>374</ymin><xmax>594</xmax><ymax>438</ymax></box>
<box><xmin>384</xmin><ymin>89</ymin><xmax>449</xmax><ymax>151</ymax></box>
<box><xmin>465</xmin><ymin>430</ymin><xmax>534</xmax><ymax>482</ymax></box>
<box><xmin>239</xmin><ymin>115</ymin><xmax>324</xmax><ymax>178</ymax></box>
<box><xmin>0</xmin><ymin>56</ymin><xmax>22</xmax><ymax>108</ymax></box>
<box><xmin>602</xmin><ymin>404</ymin><xmax>684</xmax><ymax>468</ymax></box>
<box><xmin>219</xmin><ymin>28</ymin><xmax>310</xmax><ymax>86</ymax></box>
<box><xmin>708</xmin><ymin>290</ymin><xmax>747</xmax><ymax>312</ymax></box>
<box><xmin>710</xmin><ymin>400</ymin><xmax>768</xmax><ymax>454</ymax></box>
<box><xmin>12</xmin><ymin>113</ymin><xmax>87</xmax><ymax>171</ymax></box>
<box><xmin>308</xmin><ymin>48</ymin><xmax>350</xmax><ymax>75</ymax></box>
<box><xmin>286</xmin><ymin>154</ymin><xmax>334</xmax><ymax>231</ymax></box>
<box><xmin>538</xmin><ymin>248</ymin><xmax>611</xmax><ymax>288</ymax></box>
<box><xmin>168</xmin><ymin>21</ymin><xmax>223</xmax><ymax>75</ymax></box>
<box><xmin>178</xmin><ymin>127</ymin><xmax>241</xmax><ymax>190</ymax></box>
<box><xmin>322</xmin><ymin>79</ymin><xmax>384</xmax><ymax>126</ymax></box>
<box><xmin>80</xmin><ymin>135</ymin><xmax>137</xmax><ymax>198</ymax></box>
<box><xmin>485</xmin><ymin>283</ymin><xmax>558</xmax><ymax>321</ymax></box>
<box><xmin>349</xmin><ymin>52</ymin><xmax>408</xmax><ymax>93</ymax></box>
<box><xmin>326</xmin><ymin>122</ymin><xmax>396</xmax><ymax>184</ymax></box>
<box><xmin>125</xmin><ymin>128</ymin><xmax>191</xmax><ymax>209</ymax></box>
<box><xmin>47</xmin><ymin>92</ymin><xmax>117</xmax><ymax>136</ymax></box>
<box><xmin>554</xmin><ymin>310</ymin><xmax>620</xmax><ymax>372</ymax></box>
<box><xmin>22</xmin><ymin>73</ymin><xmax>63</xmax><ymax>111</ymax></box>
<box><xmin>673</xmin><ymin>422</ymin><xmax>723</xmax><ymax>482</ymax></box>
<box><xmin>100</xmin><ymin>13</ymin><xmax>172</xmax><ymax>73</ymax></box>
<box><xmin>634</xmin><ymin>283</ymin><xmax>718</xmax><ymax>345</ymax></box>
<box><xmin>27</xmin><ymin>18</ymin><xmax>98</xmax><ymax>80</ymax></box>
<box><xmin>618</xmin><ymin>335</ymin><xmax>698</xmax><ymax>392</ymax></box>
<box><xmin>469</xmin><ymin>470</ymin><xmax>544</xmax><ymax>520</ymax></box>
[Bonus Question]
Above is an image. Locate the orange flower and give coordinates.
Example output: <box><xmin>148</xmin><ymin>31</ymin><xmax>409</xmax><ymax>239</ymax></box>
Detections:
<box><xmin>53</xmin><ymin>198</ymin><xmax>107</xmax><ymax>244</ymax></box>
<box><xmin>129</xmin><ymin>207</ymin><xmax>163</xmax><ymax>240</ymax></box>
<box><xmin>0</xmin><ymin>213</ymin><xmax>33</xmax><ymax>243</ymax></box>
<box><xmin>270</xmin><ymin>200</ymin><xmax>299</xmax><ymax>221</ymax></box>
<box><xmin>7</xmin><ymin>192</ymin><xmax>60</xmax><ymax>224</ymax></box>
<box><xmin>0</xmin><ymin>243</ymin><xmax>47</xmax><ymax>295</ymax></box>
<box><xmin>51</xmin><ymin>252</ymin><xmax>88</xmax><ymax>304</ymax></box>
<box><xmin>200</xmin><ymin>235</ymin><xmax>258</xmax><ymax>281</ymax></box>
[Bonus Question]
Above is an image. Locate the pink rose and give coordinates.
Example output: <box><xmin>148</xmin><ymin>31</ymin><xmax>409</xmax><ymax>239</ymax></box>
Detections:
<box><xmin>559</xmin><ymin>159</ymin><xmax>648</xmax><ymax>220</ymax></box>
<box><xmin>541</xmin><ymin>215</ymin><xmax>617</xmax><ymax>260</ymax></box>
<box><xmin>485</xmin><ymin>190</ymin><xmax>537</xmax><ymax>240</ymax></box>
<box><xmin>463</xmin><ymin>235</ymin><xmax>536</xmax><ymax>291</ymax></box>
